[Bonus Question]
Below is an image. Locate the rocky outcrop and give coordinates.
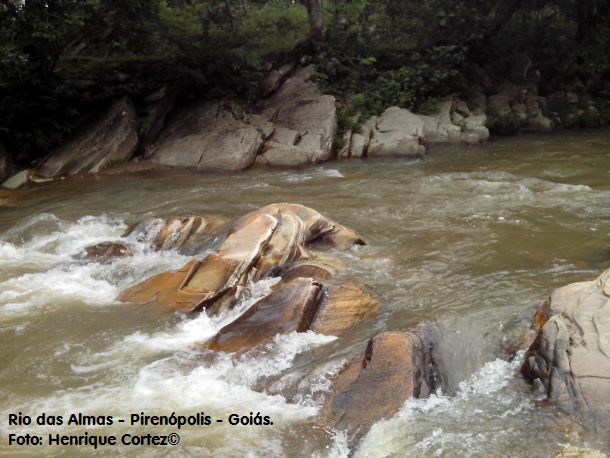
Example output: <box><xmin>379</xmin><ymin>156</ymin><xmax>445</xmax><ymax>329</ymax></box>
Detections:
<box><xmin>521</xmin><ymin>267</ymin><xmax>610</xmax><ymax>422</ymax></box>
<box><xmin>320</xmin><ymin>325</ymin><xmax>440</xmax><ymax>447</ymax></box>
<box><xmin>340</xmin><ymin>98</ymin><xmax>490</xmax><ymax>160</ymax></box>
<box><xmin>366</xmin><ymin>107</ymin><xmax>426</xmax><ymax>158</ymax></box>
<box><xmin>119</xmin><ymin>204</ymin><xmax>364</xmax><ymax>314</ymax></box>
<box><xmin>256</xmin><ymin>66</ymin><xmax>337</xmax><ymax>166</ymax></box>
<box><xmin>149</xmin><ymin>66</ymin><xmax>337</xmax><ymax>170</ymax></box>
<box><xmin>39</xmin><ymin>97</ymin><xmax>139</xmax><ymax>177</ymax></box>
<box><xmin>148</xmin><ymin>101</ymin><xmax>268</xmax><ymax>171</ymax></box>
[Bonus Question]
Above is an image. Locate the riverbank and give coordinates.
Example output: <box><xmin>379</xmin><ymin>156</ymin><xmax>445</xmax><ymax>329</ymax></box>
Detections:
<box><xmin>2</xmin><ymin>62</ymin><xmax>609</xmax><ymax>190</ymax></box>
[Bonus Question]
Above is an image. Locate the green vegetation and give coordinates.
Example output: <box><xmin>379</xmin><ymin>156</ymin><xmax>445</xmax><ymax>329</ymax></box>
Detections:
<box><xmin>1</xmin><ymin>0</ymin><xmax>609</xmax><ymax>162</ymax></box>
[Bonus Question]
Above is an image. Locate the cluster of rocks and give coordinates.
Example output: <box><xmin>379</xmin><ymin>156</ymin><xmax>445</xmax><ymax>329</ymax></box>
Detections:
<box><xmin>1</xmin><ymin>65</ymin><xmax>492</xmax><ymax>189</ymax></box>
<box><xmin>74</xmin><ymin>203</ymin><xmax>610</xmax><ymax>449</ymax></box>
<box><xmin>103</xmin><ymin>203</ymin><xmax>444</xmax><ymax>447</ymax></box>
<box><xmin>339</xmin><ymin>100</ymin><xmax>489</xmax><ymax>160</ymax></box>
<box><xmin>81</xmin><ymin>214</ymin><xmax>225</xmax><ymax>265</ymax></box>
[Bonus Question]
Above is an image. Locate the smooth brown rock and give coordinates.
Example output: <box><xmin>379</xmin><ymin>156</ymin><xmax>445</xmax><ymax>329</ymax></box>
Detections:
<box><xmin>119</xmin><ymin>204</ymin><xmax>362</xmax><ymax>313</ymax></box>
<box><xmin>252</xmin><ymin>212</ymin><xmax>306</xmax><ymax>280</ymax></box>
<box><xmin>118</xmin><ymin>260</ymin><xmax>207</xmax><ymax>313</ymax></box>
<box><xmin>521</xmin><ymin>268</ymin><xmax>610</xmax><ymax>422</ymax></box>
<box><xmin>180</xmin><ymin>212</ymin><xmax>279</xmax><ymax>312</ymax></box>
<box><xmin>39</xmin><ymin>97</ymin><xmax>139</xmax><ymax>177</ymax></box>
<box><xmin>310</xmin><ymin>284</ymin><xmax>379</xmax><ymax>336</ymax></box>
<box><xmin>276</xmin><ymin>258</ymin><xmax>338</xmax><ymax>281</ymax></box>
<box><xmin>83</xmin><ymin>242</ymin><xmax>134</xmax><ymax>263</ymax></box>
<box><xmin>207</xmin><ymin>277</ymin><xmax>322</xmax><ymax>353</ymax></box>
<box><xmin>321</xmin><ymin>327</ymin><xmax>438</xmax><ymax>447</ymax></box>
<box><xmin>235</xmin><ymin>203</ymin><xmax>364</xmax><ymax>249</ymax></box>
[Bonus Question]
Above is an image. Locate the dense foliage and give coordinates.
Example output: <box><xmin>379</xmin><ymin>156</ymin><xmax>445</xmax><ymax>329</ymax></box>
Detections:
<box><xmin>1</xmin><ymin>0</ymin><xmax>609</xmax><ymax>161</ymax></box>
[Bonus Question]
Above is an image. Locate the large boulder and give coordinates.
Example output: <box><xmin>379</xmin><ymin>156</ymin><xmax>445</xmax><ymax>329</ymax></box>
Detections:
<box><xmin>521</xmin><ymin>267</ymin><xmax>610</xmax><ymax>422</ymax></box>
<box><xmin>206</xmin><ymin>279</ymin><xmax>378</xmax><ymax>353</ymax></box>
<box><xmin>39</xmin><ymin>97</ymin><xmax>139</xmax><ymax>177</ymax></box>
<box><xmin>119</xmin><ymin>204</ymin><xmax>364</xmax><ymax>313</ymax></box>
<box><xmin>366</xmin><ymin>107</ymin><xmax>426</xmax><ymax>158</ymax></box>
<box><xmin>207</xmin><ymin>277</ymin><xmax>323</xmax><ymax>353</ymax></box>
<box><xmin>320</xmin><ymin>325</ymin><xmax>440</xmax><ymax>447</ymax></box>
<box><xmin>149</xmin><ymin>101</ymin><xmax>268</xmax><ymax>171</ymax></box>
<box><xmin>421</xmin><ymin>99</ymin><xmax>489</xmax><ymax>145</ymax></box>
<box><xmin>256</xmin><ymin>66</ymin><xmax>337</xmax><ymax>166</ymax></box>
<box><xmin>309</xmin><ymin>284</ymin><xmax>379</xmax><ymax>335</ymax></box>
<box><xmin>2</xmin><ymin>169</ymin><xmax>52</xmax><ymax>189</ymax></box>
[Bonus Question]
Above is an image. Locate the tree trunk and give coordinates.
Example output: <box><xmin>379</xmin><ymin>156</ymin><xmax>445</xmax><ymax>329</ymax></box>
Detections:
<box><xmin>300</xmin><ymin>0</ymin><xmax>326</xmax><ymax>43</ymax></box>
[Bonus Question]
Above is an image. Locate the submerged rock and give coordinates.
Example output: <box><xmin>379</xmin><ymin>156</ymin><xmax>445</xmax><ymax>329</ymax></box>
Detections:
<box><xmin>1</xmin><ymin>169</ymin><xmax>53</xmax><ymax>189</ymax></box>
<box><xmin>83</xmin><ymin>242</ymin><xmax>134</xmax><ymax>263</ymax></box>
<box><xmin>151</xmin><ymin>215</ymin><xmax>223</xmax><ymax>253</ymax></box>
<box><xmin>39</xmin><ymin>97</ymin><xmax>139</xmax><ymax>177</ymax></box>
<box><xmin>521</xmin><ymin>267</ymin><xmax>610</xmax><ymax>421</ymax></box>
<box><xmin>127</xmin><ymin>214</ymin><xmax>224</xmax><ymax>254</ymax></box>
<box><xmin>320</xmin><ymin>325</ymin><xmax>440</xmax><ymax>447</ymax></box>
<box><xmin>119</xmin><ymin>204</ymin><xmax>364</xmax><ymax>313</ymax></box>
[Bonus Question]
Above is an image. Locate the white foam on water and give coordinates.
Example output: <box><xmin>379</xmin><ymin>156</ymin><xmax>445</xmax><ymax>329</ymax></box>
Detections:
<box><xmin>319</xmin><ymin>168</ymin><xmax>345</xmax><ymax>178</ymax></box>
<box><xmin>351</xmin><ymin>353</ymin><xmax>532</xmax><ymax>457</ymax></box>
<box><xmin>119</xmin><ymin>276</ymin><xmax>282</xmax><ymax>354</ymax></box>
<box><xmin>0</xmin><ymin>214</ymin><xmax>194</xmax><ymax>319</ymax></box>
<box><xmin>0</xmin><ymin>264</ymin><xmax>118</xmax><ymax>314</ymax></box>
<box><xmin>315</xmin><ymin>431</ymin><xmax>350</xmax><ymax>458</ymax></box>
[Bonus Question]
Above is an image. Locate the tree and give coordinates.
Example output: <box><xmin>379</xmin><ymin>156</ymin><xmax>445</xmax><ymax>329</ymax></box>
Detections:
<box><xmin>299</xmin><ymin>0</ymin><xmax>326</xmax><ymax>43</ymax></box>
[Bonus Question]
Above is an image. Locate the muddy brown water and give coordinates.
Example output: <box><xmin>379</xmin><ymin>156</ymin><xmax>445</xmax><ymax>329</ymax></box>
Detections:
<box><xmin>1</xmin><ymin>129</ymin><xmax>609</xmax><ymax>456</ymax></box>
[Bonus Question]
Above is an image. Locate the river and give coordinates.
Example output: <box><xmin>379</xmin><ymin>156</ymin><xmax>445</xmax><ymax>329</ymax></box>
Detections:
<box><xmin>1</xmin><ymin>129</ymin><xmax>609</xmax><ymax>456</ymax></box>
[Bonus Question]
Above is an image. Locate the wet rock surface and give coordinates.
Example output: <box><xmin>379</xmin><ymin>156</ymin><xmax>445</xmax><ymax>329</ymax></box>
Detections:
<box><xmin>119</xmin><ymin>204</ymin><xmax>365</xmax><ymax>314</ymax></box>
<box><xmin>319</xmin><ymin>325</ymin><xmax>441</xmax><ymax>447</ymax></box>
<box><xmin>117</xmin><ymin>203</ymin><xmax>449</xmax><ymax>451</ymax></box>
<box><xmin>521</xmin><ymin>267</ymin><xmax>610</xmax><ymax>422</ymax></box>
<box><xmin>309</xmin><ymin>283</ymin><xmax>379</xmax><ymax>336</ymax></box>
<box><xmin>207</xmin><ymin>277</ymin><xmax>323</xmax><ymax>353</ymax></box>
<box><xmin>124</xmin><ymin>214</ymin><xmax>224</xmax><ymax>254</ymax></box>
<box><xmin>39</xmin><ymin>97</ymin><xmax>139</xmax><ymax>177</ymax></box>
<box><xmin>83</xmin><ymin>241</ymin><xmax>134</xmax><ymax>263</ymax></box>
